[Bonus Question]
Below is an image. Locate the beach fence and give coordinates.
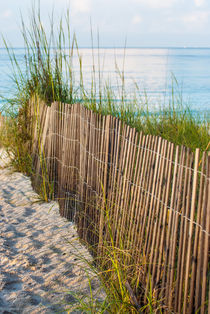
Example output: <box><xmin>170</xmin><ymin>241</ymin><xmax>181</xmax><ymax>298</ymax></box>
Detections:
<box><xmin>30</xmin><ymin>97</ymin><xmax>209</xmax><ymax>313</ymax></box>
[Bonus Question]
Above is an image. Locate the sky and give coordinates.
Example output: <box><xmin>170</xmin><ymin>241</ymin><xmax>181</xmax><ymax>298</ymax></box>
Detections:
<box><xmin>0</xmin><ymin>0</ymin><xmax>210</xmax><ymax>48</ymax></box>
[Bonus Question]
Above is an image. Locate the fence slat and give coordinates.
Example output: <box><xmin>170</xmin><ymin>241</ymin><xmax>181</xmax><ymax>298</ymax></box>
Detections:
<box><xmin>200</xmin><ymin>152</ymin><xmax>210</xmax><ymax>314</ymax></box>
<box><xmin>98</xmin><ymin>115</ymin><xmax>111</xmax><ymax>251</ymax></box>
<box><xmin>168</xmin><ymin>146</ymin><xmax>186</xmax><ymax>309</ymax></box>
<box><xmin>156</xmin><ymin>142</ymin><xmax>174</xmax><ymax>284</ymax></box>
<box><xmin>188</xmin><ymin>152</ymin><xmax>206</xmax><ymax>312</ymax></box>
<box><xmin>174</xmin><ymin>148</ymin><xmax>192</xmax><ymax>311</ymax></box>
<box><xmin>183</xmin><ymin>148</ymin><xmax>200</xmax><ymax>313</ymax></box>
<box><xmin>161</xmin><ymin>146</ymin><xmax>179</xmax><ymax>303</ymax></box>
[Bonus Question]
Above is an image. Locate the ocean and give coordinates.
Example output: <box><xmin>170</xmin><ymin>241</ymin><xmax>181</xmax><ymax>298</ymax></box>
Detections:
<box><xmin>0</xmin><ymin>47</ymin><xmax>210</xmax><ymax>116</ymax></box>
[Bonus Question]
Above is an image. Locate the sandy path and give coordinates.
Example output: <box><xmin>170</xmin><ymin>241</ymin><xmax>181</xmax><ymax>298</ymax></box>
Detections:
<box><xmin>0</xmin><ymin>150</ymin><xmax>102</xmax><ymax>314</ymax></box>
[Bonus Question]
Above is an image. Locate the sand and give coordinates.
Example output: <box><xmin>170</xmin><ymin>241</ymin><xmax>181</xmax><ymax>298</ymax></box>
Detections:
<box><xmin>0</xmin><ymin>149</ymin><xmax>104</xmax><ymax>313</ymax></box>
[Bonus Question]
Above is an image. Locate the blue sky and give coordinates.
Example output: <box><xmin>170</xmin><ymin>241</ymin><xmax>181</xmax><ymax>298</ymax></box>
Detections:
<box><xmin>0</xmin><ymin>0</ymin><xmax>210</xmax><ymax>47</ymax></box>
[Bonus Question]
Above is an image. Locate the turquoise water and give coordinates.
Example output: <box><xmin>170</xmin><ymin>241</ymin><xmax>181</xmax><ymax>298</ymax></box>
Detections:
<box><xmin>0</xmin><ymin>47</ymin><xmax>210</xmax><ymax>116</ymax></box>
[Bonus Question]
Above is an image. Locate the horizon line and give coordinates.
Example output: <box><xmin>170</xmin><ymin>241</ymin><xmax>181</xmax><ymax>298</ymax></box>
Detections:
<box><xmin>1</xmin><ymin>46</ymin><xmax>210</xmax><ymax>49</ymax></box>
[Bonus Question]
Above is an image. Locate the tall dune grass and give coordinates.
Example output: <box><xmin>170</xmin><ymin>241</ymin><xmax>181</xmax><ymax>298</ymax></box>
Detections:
<box><xmin>1</xmin><ymin>5</ymin><xmax>209</xmax><ymax>156</ymax></box>
<box><xmin>62</xmin><ymin>194</ymin><xmax>165</xmax><ymax>313</ymax></box>
<box><xmin>0</xmin><ymin>5</ymin><xmax>209</xmax><ymax>313</ymax></box>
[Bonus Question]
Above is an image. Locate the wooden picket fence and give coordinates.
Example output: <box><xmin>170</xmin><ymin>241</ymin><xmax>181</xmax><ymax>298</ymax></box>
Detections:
<box><xmin>30</xmin><ymin>96</ymin><xmax>209</xmax><ymax>313</ymax></box>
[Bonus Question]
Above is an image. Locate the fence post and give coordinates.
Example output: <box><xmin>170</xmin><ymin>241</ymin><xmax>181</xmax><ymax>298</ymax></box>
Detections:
<box><xmin>98</xmin><ymin>115</ymin><xmax>111</xmax><ymax>251</ymax></box>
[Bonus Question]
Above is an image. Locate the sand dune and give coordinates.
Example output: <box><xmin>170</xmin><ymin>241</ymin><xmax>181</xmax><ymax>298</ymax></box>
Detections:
<box><xmin>0</xmin><ymin>150</ymin><xmax>103</xmax><ymax>313</ymax></box>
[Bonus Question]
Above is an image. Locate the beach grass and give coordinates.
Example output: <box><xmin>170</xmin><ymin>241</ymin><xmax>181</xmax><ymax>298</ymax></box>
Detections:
<box><xmin>1</xmin><ymin>5</ymin><xmax>209</xmax><ymax>155</ymax></box>
<box><xmin>59</xmin><ymin>192</ymin><xmax>166</xmax><ymax>313</ymax></box>
<box><xmin>0</xmin><ymin>4</ymin><xmax>209</xmax><ymax>313</ymax></box>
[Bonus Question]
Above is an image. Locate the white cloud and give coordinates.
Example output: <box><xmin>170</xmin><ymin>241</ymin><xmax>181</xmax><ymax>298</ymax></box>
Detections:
<box><xmin>132</xmin><ymin>15</ymin><xmax>142</xmax><ymax>24</ymax></box>
<box><xmin>53</xmin><ymin>0</ymin><xmax>91</xmax><ymax>14</ymax></box>
<box><xmin>171</xmin><ymin>10</ymin><xmax>210</xmax><ymax>32</ymax></box>
<box><xmin>182</xmin><ymin>11</ymin><xmax>209</xmax><ymax>24</ymax></box>
<box><xmin>71</xmin><ymin>0</ymin><xmax>91</xmax><ymax>13</ymax></box>
<box><xmin>132</xmin><ymin>0</ymin><xmax>177</xmax><ymax>9</ymax></box>
<box><xmin>163</xmin><ymin>9</ymin><xmax>210</xmax><ymax>34</ymax></box>
<box><xmin>194</xmin><ymin>0</ymin><xmax>205</xmax><ymax>7</ymax></box>
<box><xmin>1</xmin><ymin>10</ymin><xmax>12</xmax><ymax>19</ymax></box>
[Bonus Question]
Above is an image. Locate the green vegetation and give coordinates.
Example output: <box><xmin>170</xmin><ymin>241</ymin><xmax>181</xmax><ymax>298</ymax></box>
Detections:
<box><xmin>0</xmin><ymin>4</ymin><xmax>209</xmax><ymax>313</ymax></box>
<box><xmin>62</xmin><ymin>195</ymin><xmax>165</xmax><ymax>313</ymax></box>
<box><xmin>1</xmin><ymin>5</ymin><xmax>209</xmax><ymax>158</ymax></box>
